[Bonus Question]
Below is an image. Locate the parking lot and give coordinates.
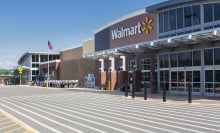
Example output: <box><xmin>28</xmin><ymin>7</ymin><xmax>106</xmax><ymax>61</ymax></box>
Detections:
<box><xmin>1</xmin><ymin>85</ymin><xmax>220</xmax><ymax>133</ymax></box>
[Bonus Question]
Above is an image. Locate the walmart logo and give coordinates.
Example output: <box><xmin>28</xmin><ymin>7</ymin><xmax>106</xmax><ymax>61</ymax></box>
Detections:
<box><xmin>142</xmin><ymin>17</ymin><xmax>153</xmax><ymax>35</ymax></box>
<box><xmin>111</xmin><ymin>16</ymin><xmax>154</xmax><ymax>40</ymax></box>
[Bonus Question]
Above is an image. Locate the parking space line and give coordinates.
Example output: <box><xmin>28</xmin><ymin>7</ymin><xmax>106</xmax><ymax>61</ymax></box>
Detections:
<box><xmin>0</xmin><ymin>121</ymin><xmax>13</xmax><ymax>127</ymax></box>
<box><xmin>0</xmin><ymin>123</ymin><xmax>17</xmax><ymax>130</ymax></box>
<box><xmin>5</xmin><ymin>126</ymin><xmax>22</xmax><ymax>133</ymax></box>
<box><xmin>0</xmin><ymin>118</ymin><xmax>9</xmax><ymax>122</ymax></box>
<box><xmin>0</xmin><ymin>110</ymin><xmax>35</xmax><ymax>133</ymax></box>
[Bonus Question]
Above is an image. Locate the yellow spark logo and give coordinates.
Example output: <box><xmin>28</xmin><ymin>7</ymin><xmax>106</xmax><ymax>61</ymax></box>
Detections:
<box><xmin>142</xmin><ymin>17</ymin><xmax>153</xmax><ymax>35</ymax></box>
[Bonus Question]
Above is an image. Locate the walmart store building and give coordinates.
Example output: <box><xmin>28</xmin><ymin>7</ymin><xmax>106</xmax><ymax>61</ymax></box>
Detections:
<box><xmin>84</xmin><ymin>0</ymin><xmax>220</xmax><ymax>97</ymax></box>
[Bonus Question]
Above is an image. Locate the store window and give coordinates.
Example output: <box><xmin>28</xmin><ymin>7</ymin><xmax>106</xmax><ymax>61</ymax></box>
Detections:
<box><xmin>159</xmin><ymin>12</ymin><xmax>164</xmax><ymax>33</ymax></box>
<box><xmin>205</xmin><ymin>70</ymin><xmax>213</xmax><ymax>82</ymax></box>
<box><xmin>193</xmin><ymin>71</ymin><xmax>200</xmax><ymax>92</ymax></box>
<box><xmin>141</xmin><ymin>72</ymin><xmax>151</xmax><ymax>83</ymax></box>
<box><xmin>164</xmin><ymin>11</ymin><xmax>169</xmax><ymax>32</ymax></box>
<box><xmin>49</xmin><ymin>55</ymin><xmax>52</xmax><ymax>61</ymax></box>
<box><xmin>214</xmin><ymin>48</ymin><xmax>220</xmax><ymax>65</ymax></box>
<box><xmin>32</xmin><ymin>70</ymin><xmax>39</xmax><ymax>76</ymax></box>
<box><xmin>178</xmin><ymin>53</ymin><xmax>184</xmax><ymax>67</ymax></box>
<box><xmin>164</xmin><ymin>54</ymin><xmax>169</xmax><ymax>68</ymax></box>
<box><xmin>169</xmin><ymin>9</ymin><xmax>176</xmax><ymax>31</ymax></box>
<box><xmin>204</xmin><ymin>4</ymin><xmax>213</xmax><ymax>23</ymax></box>
<box><xmin>184</xmin><ymin>6</ymin><xmax>192</xmax><ymax>27</ymax></box>
<box><xmin>140</xmin><ymin>58</ymin><xmax>151</xmax><ymax>70</ymax></box>
<box><xmin>171</xmin><ymin>71</ymin><xmax>178</xmax><ymax>91</ymax></box>
<box><xmin>158</xmin><ymin>4</ymin><xmax>201</xmax><ymax>36</ymax></box>
<box><xmin>170</xmin><ymin>53</ymin><xmax>178</xmax><ymax>67</ymax></box>
<box><xmin>32</xmin><ymin>55</ymin><xmax>36</xmax><ymax>62</ymax></box>
<box><xmin>185</xmin><ymin>51</ymin><xmax>192</xmax><ymax>66</ymax></box>
<box><xmin>177</xmin><ymin>8</ymin><xmax>184</xmax><ymax>29</ymax></box>
<box><xmin>159</xmin><ymin>55</ymin><xmax>164</xmax><ymax>68</ymax></box>
<box><xmin>205</xmin><ymin>70</ymin><xmax>214</xmax><ymax>93</ymax></box>
<box><xmin>215</xmin><ymin>70</ymin><xmax>220</xmax><ymax>94</ymax></box>
<box><xmin>128</xmin><ymin>60</ymin><xmax>135</xmax><ymax>71</ymax></box>
<box><xmin>36</xmin><ymin>55</ymin><xmax>39</xmax><ymax>62</ymax></box>
<box><xmin>32</xmin><ymin>64</ymin><xmax>39</xmax><ymax>68</ymax></box>
<box><xmin>160</xmin><ymin>70</ymin><xmax>169</xmax><ymax>91</ymax></box>
<box><xmin>214</xmin><ymin>3</ymin><xmax>220</xmax><ymax>21</ymax></box>
<box><xmin>117</xmin><ymin>60</ymin><xmax>123</xmax><ymax>71</ymax></box>
<box><xmin>178</xmin><ymin>51</ymin><xmax>192</xmax><ymax>67</ymax></box>
<box><xmin>192</xmin><ymin>5</ymin><xmax>200</xmax><ymax>26</ymax></box>
<box><xmin>204</xmin><ymin>49</ymin><xmax>213</xmax><ymax>65</ymax></box>
<box><xmin>40</xmin><ymin>55</ymin><xmax>45</xmax><ymax>62</ymax></box>
<box><xmin>193</xmin><ymin>50</ymin><xmax>201</xmax><ymax>66</ymax></box>
<box><xmin>178</xmin><ymin>71</ymin><xmax>185</xmax><ymax>91</ymax></box>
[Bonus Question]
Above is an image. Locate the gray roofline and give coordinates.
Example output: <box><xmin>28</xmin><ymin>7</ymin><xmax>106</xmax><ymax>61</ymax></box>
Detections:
<box><xmin>61</xmin><ymin>45</ymin><xmax>82</xmax><ymax>52</ymax></box>
<box><xmin>18</xmin><ymin>51</ymin><xmax>60</xmax><ymax>64</ymax></box>
<box><xmin>94</xmin><ymin>9</ymin><xmax>146</xmax><ymax>34</ymax></box>
<box><xmin>146</xmin><ymin>0</ymin><xmax>196</xmax><ymax>12</ymax></box>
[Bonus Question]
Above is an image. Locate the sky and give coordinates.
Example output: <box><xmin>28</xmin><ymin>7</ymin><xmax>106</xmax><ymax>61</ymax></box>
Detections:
<box><xmin>0</xmin><ymin>0</ymin><xmax>165</xmax><ymax>69</ymax></box>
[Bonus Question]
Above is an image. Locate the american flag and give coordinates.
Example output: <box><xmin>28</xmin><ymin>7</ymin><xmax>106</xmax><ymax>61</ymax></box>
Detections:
<box><xmin>48</xmin><ymin>40</ymin><xmax>53</xmax><ymax>50</ymax></box>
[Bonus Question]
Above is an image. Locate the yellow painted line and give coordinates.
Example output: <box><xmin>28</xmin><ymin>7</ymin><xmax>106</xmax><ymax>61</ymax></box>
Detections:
<box><xmin>0</xmin><ymin>110</ymin><xmax>35</xmax><ymax>133</ymax></box>
<box><xmin>0</xmin><ymin>118</ymin><xmax>9</xmax><ymax>122</ymax></box>
<box><xmin>5</xmin><ymin>126</ymin><xmax>23</xmax><ymax>133</ymax></box>
<box><xmin>0</xmin><ymin>123</ymin><xmax>16</xmax><ymax>130</ymax></box>
<box><xmin>0</xmin><ymin>121</ymin><xmax>13</xmax><ymax>126</ymax></box>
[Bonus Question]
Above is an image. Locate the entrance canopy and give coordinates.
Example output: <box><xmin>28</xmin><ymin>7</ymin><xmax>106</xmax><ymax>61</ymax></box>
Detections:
<box><xmin>83</xmin><ymin>28</ymin><xmax>220</xmax><ymax>59</ymax></box>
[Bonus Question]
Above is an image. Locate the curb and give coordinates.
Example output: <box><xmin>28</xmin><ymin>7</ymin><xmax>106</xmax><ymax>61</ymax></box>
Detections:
<box><xmin>120</xmin><ymin>96</ymin><xmax>220</xmax><ymax>106</ymax></box>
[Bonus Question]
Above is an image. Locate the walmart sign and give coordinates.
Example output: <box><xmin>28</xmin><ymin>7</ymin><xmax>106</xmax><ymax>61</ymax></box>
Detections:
<box><xmin>111</xmin><ymin>16</ymin><xmax>153</xmax><ymax>40</ymax></box>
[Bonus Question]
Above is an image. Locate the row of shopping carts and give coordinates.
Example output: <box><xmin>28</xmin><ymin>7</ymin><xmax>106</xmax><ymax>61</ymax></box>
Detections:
<box><xmin>36</xmin><ymin>80</ymin><xmax>79</xmax><ymax>88</ymax></box>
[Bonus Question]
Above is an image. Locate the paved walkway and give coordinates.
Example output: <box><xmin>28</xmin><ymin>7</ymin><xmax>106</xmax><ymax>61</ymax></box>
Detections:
<box><xmin>64</xmin><ymin>87</ymin><xmax>220</xmax><ymax>105</ymax></box>
<box><xmin>113</xmin><ymin>90</ymin><xmax>220</xmax><ymax>105</ymax></box>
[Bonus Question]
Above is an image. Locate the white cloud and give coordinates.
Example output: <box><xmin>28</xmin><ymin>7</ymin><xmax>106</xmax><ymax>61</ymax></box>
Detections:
<box><xmin>0</xmin><ymin>54</ymin><xmax>18</xmax><ymax>69</ymax></box>
<box><xmin>12</xmin><ymin>31</ymin><xmax>28</xmax><ymax>37</ymax></box>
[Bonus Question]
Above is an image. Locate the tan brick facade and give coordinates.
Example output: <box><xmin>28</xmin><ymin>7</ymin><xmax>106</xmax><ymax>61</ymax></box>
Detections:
<box><xmin>82</xmin><ymin>39</ymin><xmax>95</xmax><ymax>54</ymax></box>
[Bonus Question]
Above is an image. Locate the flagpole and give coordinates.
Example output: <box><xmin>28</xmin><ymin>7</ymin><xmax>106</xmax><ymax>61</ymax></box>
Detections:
<box><xmin>47</xmin><ymin>40</ymin><xmax>53</xmax><ymax>88</ymax></box>
<box><xmin>47</xmin><ymin>46</ymin><xmax>49</xmax><ymax>88</ymax></box>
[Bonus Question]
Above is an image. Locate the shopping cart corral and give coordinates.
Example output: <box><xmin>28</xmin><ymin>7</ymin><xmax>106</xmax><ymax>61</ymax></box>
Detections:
<box><xmin>38</xmin><ymin>80</ymin><xmax>79</xmax><ymax>88</ymax></box>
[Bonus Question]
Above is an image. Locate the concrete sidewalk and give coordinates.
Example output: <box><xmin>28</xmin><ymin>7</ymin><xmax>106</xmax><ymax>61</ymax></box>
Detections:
<box><xmin>112</xmin><ymin>90</ymin><xmax>220</xmax><ymax>105</ymax></box>
<box><xmin>62</xmin><ymin>87</ymin><xmax>220</xmax><ymax>105</ymax></box>
<box><xmin>20</xmin><ymin>85</ymin><xmax>220</xmax><ymax>105</ymax></box>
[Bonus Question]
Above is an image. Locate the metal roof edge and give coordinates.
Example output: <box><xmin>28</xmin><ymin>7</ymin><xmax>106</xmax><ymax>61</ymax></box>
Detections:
<box><xmin>94</xmin><ymin>9</ymin><xmax>146</xmax><ymax>34</ymax></box>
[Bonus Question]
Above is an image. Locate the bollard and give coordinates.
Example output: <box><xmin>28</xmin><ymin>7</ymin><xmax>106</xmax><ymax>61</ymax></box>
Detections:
<box><xmin>163</xmin><ymin>82</ymin><xmax>166</xmax><ymax>102</ymax></box>
<box><xmin>188</xmin><ymin>82</ymin><xmax>192</xmax><ymax>103</ymax></box>
<box><xmin>132</xmin><ymin>83</ymin><xmax>135</xmax><ymax>99</ymax></box>
<box><xmin>144</xmin><ymin>82</ymin><xmax>147</xmax><ymax>100</ymax></box>
<box><xmin>125</xmin><ymin>83</ymin><xmax>128</xmax><ymax>97</ymax></box>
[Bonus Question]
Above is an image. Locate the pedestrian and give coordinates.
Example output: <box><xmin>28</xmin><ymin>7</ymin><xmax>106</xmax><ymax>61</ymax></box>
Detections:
<box><xmin>129</xmin><ymin>73</ymin><xmax>134</xmax><ymax>92</ymax></box>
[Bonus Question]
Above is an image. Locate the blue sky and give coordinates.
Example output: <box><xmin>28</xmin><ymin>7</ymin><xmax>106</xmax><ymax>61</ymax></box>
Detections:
<box><xmin>0</xmin><ymin>0</ymin><xmax>165</xmax><ymax>69</ymax></box>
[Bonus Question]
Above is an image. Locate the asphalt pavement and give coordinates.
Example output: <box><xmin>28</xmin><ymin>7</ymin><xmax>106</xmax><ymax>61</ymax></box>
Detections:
<box><xmin>0</xmin><ymin>85</ymin><xmax>220</xmax><ymax>133</ymax></box>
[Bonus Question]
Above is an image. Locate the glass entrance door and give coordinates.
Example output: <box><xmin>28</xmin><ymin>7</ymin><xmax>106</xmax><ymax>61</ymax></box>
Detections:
<box><xmin>170</xmin><ymin>70</ymin><xmax>192</xmax><ymax>94</ymax></box>
<box><xmin>205</xmin><ymin>70</ymin><xmax>214</xmax><ymax>96</ymax></box>
<box><xmin>205</xmin><ymin>70</ymin><xmax>220</xmax><ymax>96</ymax></box>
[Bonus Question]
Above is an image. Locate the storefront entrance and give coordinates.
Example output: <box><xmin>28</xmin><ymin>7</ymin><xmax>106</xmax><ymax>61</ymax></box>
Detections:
<box><xmin>170</xmin><ymin>69</ymin><xmax>201</xmax><ymax>95</ymax></box>
<box><xmin>204</xmin><ymin>69</ymin><xmax>220</xmax><ymax>96</ymax></box>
